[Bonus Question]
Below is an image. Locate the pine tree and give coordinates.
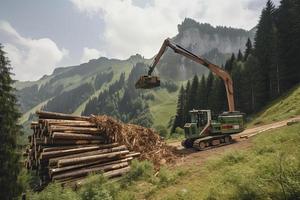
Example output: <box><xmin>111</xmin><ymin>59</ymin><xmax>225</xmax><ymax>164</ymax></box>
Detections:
<box><xmin>188</xmin><ymin>75</ymin><xmax>199</xmax><ymax>110</ymax></box>
<box><xmin>276</xmin><ymin>0</ymin><xmax>300</xmax><ymax>91</ymax></box>
<box><xmin>196</xmin><ymin>75</ymin><xmax>207</xmax><ymax>109</ymax></box>
<box><xmin>206</xmin><ymin>72</ymin><xmax>214</xmax><ymax>109</ymax></box>
<box><xmin>172</xmin><ymin>85</ymin><xmax>185</xmax><ymax>131</ymax></box>
<box><xmin>183</xmin><ymin>80</ymin><xmax>191</xmax><ymax>123</ymax></box>
<box><xmin>237</xmin><ymin>49</ymin><xmax>243</xmax><ymax>61</ymax></box>
<box><xmin>241</xmin><ymin>55</ymin><xmax>262</xmax><ymax>113</ymax></box>
<box><xmin>231</xmin><ymin>62</ymin><xmax>243</xmax><ymax>110</ymax></box>
<box><xmin>225</xmin><ymin>53</ymin><xmax>236</xmax><ymax>73</ymax></box>
<box><xmin>244</xmin><ymin>38</ymin><xmax>253</xmax><ymax>61</ymax></box>
<box><xmin>254</xmin><ymin>0</ymin><xmax>276</xmax><ymax>105</ymax></box>
<box><xmin>0</xmin><ymin>44</ymin><xmax>22</xmax><ymax>199</ymax></box>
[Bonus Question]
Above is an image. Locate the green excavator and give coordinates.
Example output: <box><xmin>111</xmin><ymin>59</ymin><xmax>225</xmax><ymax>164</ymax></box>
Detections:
<box><xmin>135</xmin><ymin>38</ymin><xmax>244</xmax><ymax>150</ymax></box>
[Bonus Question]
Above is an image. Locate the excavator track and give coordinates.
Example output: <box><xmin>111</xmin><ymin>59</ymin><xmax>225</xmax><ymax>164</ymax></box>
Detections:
<box><xmin>192</xmin><ymin>135</ymin><xmax>233</xmax><ymax>150</ymax></box>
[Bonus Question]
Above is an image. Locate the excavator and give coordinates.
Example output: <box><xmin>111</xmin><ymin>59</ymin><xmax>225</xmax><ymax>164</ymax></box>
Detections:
<box><xmin>135</xmin><ymin>38</ymin><xmax>245</xmax><ymax>150</ymax></box>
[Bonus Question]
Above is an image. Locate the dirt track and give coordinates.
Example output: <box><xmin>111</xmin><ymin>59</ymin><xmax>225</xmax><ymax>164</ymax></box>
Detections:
<box><xmin>170</xmin><ymin>116</ymin><xmax>300</xmax><ymax>166</ymax></box>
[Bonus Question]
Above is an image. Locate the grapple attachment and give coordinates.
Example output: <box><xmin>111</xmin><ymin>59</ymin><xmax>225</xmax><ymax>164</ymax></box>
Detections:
<box><xmin>135</xmin><ymin>75</ymin><xmax>160</xmax><ymax>89</ymax></box>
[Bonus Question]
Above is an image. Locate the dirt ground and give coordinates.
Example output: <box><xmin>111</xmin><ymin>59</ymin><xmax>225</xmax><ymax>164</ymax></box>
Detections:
<box><xmin>169</xmin><ymin>116</ymin><xmax>300</xmax><ymax>167</ymax></box>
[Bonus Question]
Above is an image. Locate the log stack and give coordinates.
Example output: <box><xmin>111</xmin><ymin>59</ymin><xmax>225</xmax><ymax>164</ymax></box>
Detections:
<box><xmin>24</xmin><ymin>111</ymin><xmax>139</xmax><ymax>187</ymax></box>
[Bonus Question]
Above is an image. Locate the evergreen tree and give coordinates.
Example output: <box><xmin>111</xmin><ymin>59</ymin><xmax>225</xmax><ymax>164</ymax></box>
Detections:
<box><xmin>183</xmin><ymin>80</ymin><xmax>191</xmax><ymax>123</ymax></box>
<box><xmin>188</xmin><ymin>75</ymin><xmax>199</xmax><ymax>110</ymax></box>
<box><xmin>241</xmin><ymin>55</ymin><xmax>263</xmax><ymax>113</ymax></box>
<box><xmin>276</xmin><ymin>0</ymin><xmax>300</xmax><ymax>91</ymax></box>
<box><xmin>172</xmin><ymin>85</ymin><xmax>185</xmax><ymax>131</ymax></box>
<box><xmin>254</xmin><ymin>0</ymin><xmax>277</xmax><ymax>102</ymax></box>
<box><xmin>231</xmin><ymin>62</ymin><xmax>243</xmax><ymax>110</ymax></box>
<box><xmin>196</xmin><ymin>75</ymin><xmax>207</xmax><ymax>109</ymax></box>
<box><xmin>206</xmin><ymin>72</ymin><xmax>214</xmax><ymax>109</ymax></box>
<box><xmin>237</xmin><ymin>49</ymin><xmax>243</xmax><ymax>61</ymax></box>
<box><xmin>244</xmin><ymin>38</ymin><xmax>253</xmax><ymax>61</ymax></box>
<box><xmin>0</xmin><ymin>44</ymin><xmax>22</xmax><ymax>199</ymax></box>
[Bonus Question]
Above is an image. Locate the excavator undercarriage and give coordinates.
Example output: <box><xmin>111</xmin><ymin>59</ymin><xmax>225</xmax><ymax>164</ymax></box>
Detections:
<box><xmin>182</xmin><ymin>135</ymin><xmax>233</xmax><ymax>150</ymax></box>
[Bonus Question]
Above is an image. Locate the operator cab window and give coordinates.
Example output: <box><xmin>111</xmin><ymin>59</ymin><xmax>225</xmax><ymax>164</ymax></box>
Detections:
<box><xmin>197</xmin><ymin>111</ymin><xmax>208</xmax><ymax>127</ymax></box>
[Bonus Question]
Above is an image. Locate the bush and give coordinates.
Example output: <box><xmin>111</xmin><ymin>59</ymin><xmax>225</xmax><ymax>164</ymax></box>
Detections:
<box><xmin>158</xmin><ymin>167</ymin><xmax>178</xmax><ymax>187</ymax></box>
<box><xmin>79</xmin><ymin>175</ymin><xmax>113</xmax><ymax>200</ymax></box>
<box><xmin>154</xmin><ymin>125</ymin><xmax>169</xmax><ymax>138</ymax></box>
<box><xmin>175</xmin><ymin>127</ymin><xmax>184</xmax><ymax>135</ymax></box>
<box><xmin>28</xmin><ymin>183</ymin><xmax>79</xmax><ymax>200</ymax></box>
<box><xmin>121</xmin><ymin>160</ymin><xmax>154</xmax><ymax>186</ymax></box>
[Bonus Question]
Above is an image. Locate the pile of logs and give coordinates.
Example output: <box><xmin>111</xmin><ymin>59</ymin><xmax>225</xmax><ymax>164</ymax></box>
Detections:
<box><xmin>24</xmin><ymin>111</ymin><xmax>139</xmax><ymax>187</ymax></box>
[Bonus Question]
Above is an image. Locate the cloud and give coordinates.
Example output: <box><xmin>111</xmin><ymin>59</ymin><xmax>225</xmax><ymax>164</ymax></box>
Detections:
<box><xmin>0</xmin><ymin>21</ymin><xmax>68</xmax><ymax>81</ymax></box>
<box><xmin>70</xmin><ymin>0</ymin><xmax>271</xmax><ymax>59</ymax></box>
<box><xmin>80</xmin><ymin>47</ymin><xmax>104</xmax><ymax>63</ymax></box>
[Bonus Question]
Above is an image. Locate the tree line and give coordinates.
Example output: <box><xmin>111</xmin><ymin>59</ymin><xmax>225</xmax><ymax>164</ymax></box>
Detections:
<box><xmin>172</xmin><ymin>0</ymin><xmax>300</xmax><ymax>132</ymax></box>
<box><xmin>83</xmin><ymin>63</ymin><xmax>153</xmax><ymax>127</ymax></box>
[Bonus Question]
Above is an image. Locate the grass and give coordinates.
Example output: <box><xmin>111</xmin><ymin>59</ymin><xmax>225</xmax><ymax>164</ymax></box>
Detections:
<box><xmin>25</xmin><ymin>122</ymin><xmax>300</xmax><ymax>200</ymax></box>
<box><xmin>148</xmin><ymin>123</ymin><xmax>300</xmax><ymax>200</ymax></box>
<box><xmin>148</xmin><ymin>89</ymin><xmax>178</xmax><ymax>128</ymax></box>
<box><xmin>19</xmin><ymin>98</ymin><xmax>52</xmax><ymax>124</ymax></box>
<box><xmin>249</xmin><ymin>84</ymin><xmax>300</xmax><ymax>127</ymax></box>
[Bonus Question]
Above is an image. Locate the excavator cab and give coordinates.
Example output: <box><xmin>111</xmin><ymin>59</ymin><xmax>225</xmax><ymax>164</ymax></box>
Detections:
<box><xmin>135</xmin><ymin>75</ymin><xmax>160</xmax><ymax>89</ymax></box>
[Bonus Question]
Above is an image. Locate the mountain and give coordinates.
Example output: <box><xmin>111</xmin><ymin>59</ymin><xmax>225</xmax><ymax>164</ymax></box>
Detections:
<box><xmin>157</xmin><ymin>18</ymin><xmax>255</xmax><ymax>80</ymax></box>
<box><xmin>16</xmin><ymin>18</ymin><xmax>255</xmax><ymax>131</ymax></box>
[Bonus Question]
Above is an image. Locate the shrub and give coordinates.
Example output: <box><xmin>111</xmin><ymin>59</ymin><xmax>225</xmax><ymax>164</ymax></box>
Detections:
<box><xmin>154</xmin><ymin>125</ymin><xmax>169</xmax><ymax>138</ymax></box>
<box><xmin>29</xmin><ymin>183</ymin><xmax>78</xmax><ymax>200</ymax></box>
<box><xmin>175</xmin><ymin>127</ymin><xmax>184</xmax><ymax>135</ymax></box>
<box><xmin>79</xmin><ymin>174</ymin><xmax>115</xmax><ymax>200</ymax></box>
<box><xmin>121</xmin><ymin>160</ymin><xmax>154</xmax><ymax>186</ymax></box>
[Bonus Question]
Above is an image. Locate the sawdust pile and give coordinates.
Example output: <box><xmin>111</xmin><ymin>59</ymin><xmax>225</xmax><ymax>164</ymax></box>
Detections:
<box><xmin>90</xmin><ymin>115</ymin><xmax>177</xmax><ymax>167</ymax></box>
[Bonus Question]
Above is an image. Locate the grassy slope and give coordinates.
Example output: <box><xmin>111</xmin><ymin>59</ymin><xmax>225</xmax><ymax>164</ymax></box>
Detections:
<box><xmin>19</xmin><ymin>98</ymin><xmax>52</xmax><ymax>124</ymax></box>
<box><xmin>249</xmin><ymin>84</ymin><xmax>300</xmax><ymax>127</ymax></box>
<box><xmin>73</xmin><ymin>61</ymin><xmax>133</xmax><ymax>115</ymax></box>
<box><xmin>145</xmin><ymin>123</ymin><xmax>300</xmax><ymax>200</ymax></box>
<box><xmin>27</xmin><ymin>123</ymin><xmax>300</xmax><ymax>200</ymax></box>
<box><xmin>148</xmin><ymin>89</ymin><xmax>178</xmax><ymax>128</ymax></box>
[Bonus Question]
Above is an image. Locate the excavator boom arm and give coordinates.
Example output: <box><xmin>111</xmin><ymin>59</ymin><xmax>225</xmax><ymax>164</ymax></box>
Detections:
<box><xmin>148</xmin><ymin>38</ymin><xmax>235</xmax><ymax>112</ymax></box>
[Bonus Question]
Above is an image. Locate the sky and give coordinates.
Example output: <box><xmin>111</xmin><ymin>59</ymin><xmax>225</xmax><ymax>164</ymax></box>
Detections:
<box><xmin>0</xmin><ymin>0</ymin><xmax>280</xmax><ymax>81</ymax></box>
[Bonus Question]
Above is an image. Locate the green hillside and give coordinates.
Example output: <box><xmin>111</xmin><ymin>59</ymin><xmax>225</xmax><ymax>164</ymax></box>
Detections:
<box><xmin>249</xmin><ymin>84</ymin><xmax>300</xmax><ymax>126</ymax></box>
<box><xmin>27</xmin><ymin>106</ymin><xmax>300</xmax><ymax>199</ymax></box>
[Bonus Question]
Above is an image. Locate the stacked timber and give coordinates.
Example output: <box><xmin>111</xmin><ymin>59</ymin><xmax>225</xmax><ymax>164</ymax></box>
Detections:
<box><xmin>24</xmin><ymin>111</ymin><xmax>139</xmax><ymax>187</ymax></box>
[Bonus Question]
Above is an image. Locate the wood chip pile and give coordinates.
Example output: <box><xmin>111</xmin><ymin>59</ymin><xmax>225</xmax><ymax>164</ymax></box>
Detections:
<box><xmin>90</xmin><ymin>115</ymin><xmax>176</xmax><ymax>167</ymax></box>
<box><xmin>24</xmin><ymin>111</ymin><xmax>139</xmax><ymax>188</ymax></box>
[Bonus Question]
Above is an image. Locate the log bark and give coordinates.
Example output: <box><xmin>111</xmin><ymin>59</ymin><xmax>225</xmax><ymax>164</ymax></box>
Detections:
<box><xmin>44</xmin><ymin>138</ymin><xmax>104</xmax><ymax>145</ymax></box>
<box><xmin>49</xmin><ymin>145</ymin><xmax>127</xmax><ymax>166</ymax></box>
<box><xmin>36</xmin><ymin>110</ymin><xmax>90</xmax><ymax>121</ymax></box>
<box><xmin>49</xmin><ymin>157</ymin><xmax>133</xmax><ymax>176</ymax></box>
<box><xmin>40</xmin><ymin>143</ymin><xmax>119</xmax><ymax>152</ymax></box>
<box><xmin>57</xmin><ymin>150</ymin><xmax>129</xmax><ymax>167</ymax></box>
<box><xmin>39</xmin><ymin>143</ymin><xmax>120</xmax><ymax>160</ymax></box>
<box><xmin>52</xmin><ymin>161</ymin><xmax>129</xmax><ymax>180</ymax></box>
<box><xmin>51</xmin><ymin>132</ymin><xmax>104</xmax><ymax>140</ymax></box>
<box><xmin>50</xmin><ymin>126</ymin><xmax>102</xmax><ymax>134</ymax></box>
<box><xmin>40</xmin><ymin>119</ymin><xmax>96</xmax><ymax>127</ymax></box>
<box><xmin>72</xmin><ymin>167</ymin><xmax>131</xmax><ymax>187</ymax></box>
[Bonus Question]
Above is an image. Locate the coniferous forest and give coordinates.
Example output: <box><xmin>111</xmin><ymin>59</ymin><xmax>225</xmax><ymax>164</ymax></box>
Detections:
<box><xmin>172</xmin><ymin>0</ymin><xmax>300</xmax><ymax>132</ymax></box>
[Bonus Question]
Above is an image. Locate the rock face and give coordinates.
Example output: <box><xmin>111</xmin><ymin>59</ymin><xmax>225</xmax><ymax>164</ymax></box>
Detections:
<box><xmin>157</xmin><ymin>18</ymin><xmax>255</xmax><ymax>80</ymax></box>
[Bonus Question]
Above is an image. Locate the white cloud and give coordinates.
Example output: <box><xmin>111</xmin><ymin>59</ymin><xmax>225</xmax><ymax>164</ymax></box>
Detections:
<box><xmin>0</xmin><ymin>21</ymin><xmax>68</xmax><ymax>81</ymax></box>
<box><xmin>70</xmin><ymin>0</ymin><xmax>270</xmax><ymax>59</ymax></box>
<box><xmin>80</xmin><ymin>47</ymin><xmax>104</xmax><ymax>63</ymax></box>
